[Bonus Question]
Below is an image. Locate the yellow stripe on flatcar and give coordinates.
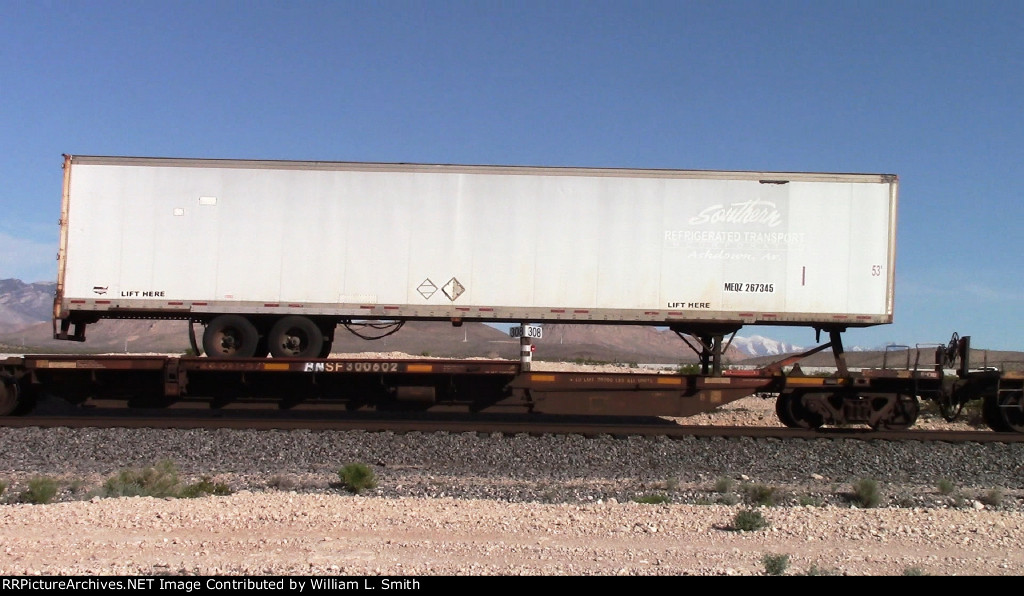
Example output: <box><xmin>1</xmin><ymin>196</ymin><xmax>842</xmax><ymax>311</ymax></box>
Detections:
<box><xmin>656</xmin><ymin>377</ymin><xmax>682</xmax><ymax>385</ymax></box>
<box><xmin>786</xmin><ymin>377</ymin><xmax>827</xmax><ymax>386</ymax></box>
<box><xmin>38</xmin><ymin>361</ymin><xmax>78</xmax><ymax>369</ymax></box>
<box><xmin>262</xmin><ymin>363</ymin><xmax>291</xmax><ymax>371</ymax></box>
<box><xmin>530</xmin><ymin>374</ymin><xmax>557</xmax><ymax>382</ymax></box>
<box><xmin>406</xmin><ymin>364</ymin><xmax>434</xmax><ymax>373</ymax></box>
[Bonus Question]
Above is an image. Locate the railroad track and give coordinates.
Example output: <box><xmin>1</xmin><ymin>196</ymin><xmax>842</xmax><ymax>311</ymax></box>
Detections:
<box><xmin>2</xmin><ymin>409</ymin><xmax>1016</xmax><ymax>444</ymax></box>
<box><xmin>6</xmin><ymin>352</ymin><xmax>1024</xmax><ymax>434</ymax></box>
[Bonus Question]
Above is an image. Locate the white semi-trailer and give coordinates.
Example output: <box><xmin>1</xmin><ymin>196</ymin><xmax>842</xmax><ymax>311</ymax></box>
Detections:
<box><xmin>53</xmin><ymin>155</ymin><xmax>898</xmax><ymax>359</ymax></box>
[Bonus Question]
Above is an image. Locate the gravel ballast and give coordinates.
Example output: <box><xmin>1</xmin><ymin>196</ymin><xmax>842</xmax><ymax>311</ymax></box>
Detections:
<box><xmin>1</xmin><ymin>423</ymin><xmax>1023</xmax><ymax>506</ymax></box>
<box><xmin>2</xmin><ymin>406</ymin><xmax>1024</xmax><ymax>576</ymax></box>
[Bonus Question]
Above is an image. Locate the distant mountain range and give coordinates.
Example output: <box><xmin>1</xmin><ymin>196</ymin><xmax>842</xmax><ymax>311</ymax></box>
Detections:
<box><xmin>729</xmin><ymin>335</ymin><xmax>805</xmax><ymax>357</ymax></box>
<box><xmin>0</xmin><ymin>278</ymin><xmax>55</xmax><ymax>333</ymax></box>
<box><xmin>5</xmin><ymin>278</ymin><xmax>1018</xmax><ymax>368</ymax></box>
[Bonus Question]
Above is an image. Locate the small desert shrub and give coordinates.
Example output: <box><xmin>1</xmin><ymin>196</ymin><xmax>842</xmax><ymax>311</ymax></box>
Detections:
<box><xmin>731</xmin><ymin>508</ymin><xmax>768</xmax><ymax>532</ymax></box>
<box><xmin>267</xmin><ymin>474</ymin><xmax>297</xmax><ymax>491</ymax></box>
<box><xmin>67</xmin><ymin>478</ymin><xmax>89</xmax><ymax>495</ymax></box>
<box><xmin>101</xmin><ymin>460</ymin><xmax>181</xmax><ymax>498</ymax></box>
<box><xmin>798</xmin><ymin>495</ymin><xmax>823</xmax><ymax>507</ymax></box>
<box><xmin>179</xmin><ymin>477</ymin><xmax>232</xmax><ymax>499</ymax></box>
<box><xmin>655</xmin><ymin>477</ymin><xmax>679</xmax><ymax>491</ymax></box>
<box><xmin>338</xmin><ymin>463</ymin><xmax>378</xmax><ymax>494</ymax></box>
<box><xmin>895</xmin><ymin>493</ymin><xmax>918</xmax><ymax>509</ymax></box>
<box><xmin>718</xmin><ymin>493</ymin><xmax>740</xmax><ymax>506</ymax></box>
<box><xmin>632</xmin><ymin>494</ymin><xmax>670</xmax><ymax>505</ymax></box>
<box><xmin>713</xmin><ymin>477</ymin><xmax>734</xmax><ymax>493</ymax></box>
<box><xmin>804</xmin><ymin>564</ymin><xmax>840</xmax><ymax>576</ymax></box>
<box><xmin>762</xmin><ymin>553</ymin><xmax>790</xmax><ymax>576</ymax></box>
<box><xmin>852</xmin><ymin>478</ymin><xmax>882</xmax><ymax>508</ymax></box>
<box><xmin>21</xmin><ymin>476</ymin><xmax>59</xmax><ymax>504</ymax></box>
<box><xmin>538</xmin><ymin>485</ymin><xmax>561</xmax><ymax>503</ymax></box>
<box><xmin>979</xmin><ymin>488</ymin><xmax>1004</xmax><ymax>507</ymax></box>
<box><xmin>903</xmin><ymin>567</ymin><xmax>925</xmax><ymax>576</ymax></box>
<box><xmin>937</xmin><ymin>478</ymin><xmax>956</xmax><ymax>496</ymax></box>
<box><xmin>0</xmin><ymin>480</ymin><xmax>6</xmax><ymax>498</ymax></box>
<box><xmin>742</xmin><ymin>483</ymin><xmax>778</xmax><ymax>506</ymax></box>
<box><xmin>98</xmin><ymin>460</ymin><xmax>229</xmax><ymax>499</ymax></box>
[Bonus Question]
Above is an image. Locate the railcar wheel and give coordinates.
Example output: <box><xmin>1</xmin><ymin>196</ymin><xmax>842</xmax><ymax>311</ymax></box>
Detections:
<box><xmin>0</xmin><ymin>378</ymin><xmax>18</xmax><ymax>415</ymax></box>
<box><xmin>318</xmin><ymin>340</ymin><xmax>334</xmax><ymax>358</ymax></box>
<box><xmin>937</xmin><ymin>391</ymin><xmax>963</xmax><ymax>422</ymax></box>
<box><xmin>876</xmin><ymin>394</ymin><xmax>920</xmax><ymax>430</ymax></box>
<box><xmin>985</xmin><ymin>393</ymin><xmax>1024</xmax><ymax>433</ymax></box>
<box><xmin>203</xmin><ymin>315</ymin><xmax>261</xmax><ymax>358</ymax></box>
<box><xmin>1001</xmin><ymin>393</ymin><xmax>1024</xmax><ymax>433</ymax></box>
<box><xmin>268</xmin><ymin>316</ymin><xmax>325</xmax><ymax>358</ymax></box>
<box><xmin>983</xmin><ymin>394</ymin><xmax>1010</xmax><ymax>432</ymax></box>
<box><xmin>779</xmin><ymin>391</ymin><xmax>824</xmax><ymax>429</ymax></box>
<box><xmin>775</xmin><ymin>392</ymin><xmax>799</xmax><ymax>428</ymax></box>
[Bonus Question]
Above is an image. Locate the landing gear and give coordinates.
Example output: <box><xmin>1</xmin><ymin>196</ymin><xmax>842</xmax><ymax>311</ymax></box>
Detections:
<box><xmin>670</xmin><ymin>323</ymin><xmax>741</xmax><ymax>377</ymax></box>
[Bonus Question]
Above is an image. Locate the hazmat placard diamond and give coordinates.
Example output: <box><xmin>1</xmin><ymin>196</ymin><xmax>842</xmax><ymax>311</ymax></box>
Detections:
<box><xmin>442</xmin><ymin>277</ymin><xmax>465</xmax><ymax>302</ymax></box>
<box><xmin>417</xmin><ymin>279</ymin><xmax>437</xmax><ymax>299</ymax></box>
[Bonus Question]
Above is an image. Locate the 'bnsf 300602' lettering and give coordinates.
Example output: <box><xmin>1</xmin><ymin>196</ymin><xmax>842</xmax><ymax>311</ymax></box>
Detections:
<box><xmin>303</xmin><ymin>362</ymin><xmax>400</xmax><ymax>373</ymax></box>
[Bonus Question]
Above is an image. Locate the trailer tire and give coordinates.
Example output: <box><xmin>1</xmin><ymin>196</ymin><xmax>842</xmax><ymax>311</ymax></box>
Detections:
<box><xmin>203</xmin><ymin>315</ymin><xmax>261</xmax><ymax>358</ymax></box>
<box><xmin>268</xmin><ymin>316</ymin><xmax>325</xmax><ymax>358</ymax></box>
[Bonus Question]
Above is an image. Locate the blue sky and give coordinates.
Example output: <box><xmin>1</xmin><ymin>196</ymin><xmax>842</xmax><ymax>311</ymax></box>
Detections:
<box><xmin>1</xmin><ymin>0</ymin><xmax>1021</xmax><ymax>351</ymax></box>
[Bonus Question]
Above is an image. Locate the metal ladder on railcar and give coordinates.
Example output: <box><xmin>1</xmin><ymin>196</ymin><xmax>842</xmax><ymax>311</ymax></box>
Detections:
<box><xmin>994</xmin><ymin>372</ymin><xmax>1024</xmax><ymax>416</ymax></box>
<box><xmin>879</xmin><ymin>342</ymin><xmax>951</xmax><ymax>417</ymax></box>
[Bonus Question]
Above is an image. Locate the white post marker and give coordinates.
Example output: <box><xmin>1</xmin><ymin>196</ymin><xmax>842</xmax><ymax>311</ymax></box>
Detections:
<box><xmin>510</xmin><ymin>324</ymin><xmax>542</xmax><ymax>371</ymax></box>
